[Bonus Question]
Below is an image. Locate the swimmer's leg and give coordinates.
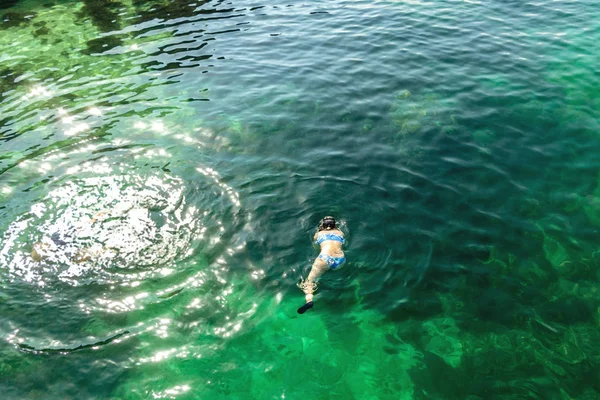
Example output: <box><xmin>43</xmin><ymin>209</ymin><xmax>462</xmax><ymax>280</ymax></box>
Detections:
<box><xmin>297</xmin><ymin>258</ymin><xmax>330</xmax><ymax>314</ymax></box>
<box><xmin>305</xmin><ymin>259</ymin><xmax>330</xmax><ymax>301</ymax></box>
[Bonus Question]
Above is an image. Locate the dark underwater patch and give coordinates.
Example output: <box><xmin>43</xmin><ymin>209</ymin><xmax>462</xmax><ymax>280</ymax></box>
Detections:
<box><xmin>79</xmin><ymin>0</ymin><xmax>123</xmax><ymax>32</ymax></box>
<box><xmin>0</xmin><ymin>67</ymin><xmax>16</xmax><ymax>85</ymax></box>
<box><xmin>132</xmin><ymin>0</ymin><xmax>228</xmax><ymax>24</ymax></box>
<box><xmin>0</xmin><ymin>0</ymin><xmax>19</xmax><ymax>10</ymax></box>
<box><xmin>537</xmin><ymin>295</ymin><xmax>594</xmax><ymax>325</ymax></box>
<box><xmin>33</xmin><ymin>25</ymin><xmax>49</xmax><ymax>37</ymax></box>
<box><xmin>84</xmin><ymin>35</ymin><xmax>123</xmax><ymax>55</ymax></box>
<box><xmin>382</xmin><ymin>289</ymin><xmax>444</xmax><ymax>322</ymax></box>
<box><xmin>410</xmin><ymin>351</ymin><xmax>467</xmax><ymax>399</ymax></box>
<box><xmin>0</xmin><ymin>67</ymin><xmax>18</xmax><ymax>104</ymax></box>
<box><xmin>1</xmin><ymin>11</ymin><xmax>34</xmax><ymax>28</ymax></box>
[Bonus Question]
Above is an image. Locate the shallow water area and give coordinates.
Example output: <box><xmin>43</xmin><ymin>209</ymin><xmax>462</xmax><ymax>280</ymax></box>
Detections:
<box><xmin>2</xmin><ymin>0</ymin><xmax>600</xmax><ymax>399</ymax></box>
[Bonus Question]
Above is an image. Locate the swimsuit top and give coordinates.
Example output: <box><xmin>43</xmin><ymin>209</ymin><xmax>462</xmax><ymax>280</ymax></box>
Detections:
<box><xmin>315</xmin><ymin>232</ymin><xmax>345</xmax><ymax>245</ymax></box>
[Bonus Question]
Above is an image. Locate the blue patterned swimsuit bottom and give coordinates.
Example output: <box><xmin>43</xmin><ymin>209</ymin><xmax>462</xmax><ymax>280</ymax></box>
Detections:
<box><xmin>318</xmin><ymin>254</ymin><xmax>346</xmax><ymax>270</ymax></box>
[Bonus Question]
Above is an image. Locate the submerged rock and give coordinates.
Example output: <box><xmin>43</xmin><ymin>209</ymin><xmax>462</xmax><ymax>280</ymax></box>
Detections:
<box><xmin>542</xmin><ymin>233</ymin><xmax>569</xmax><ymax>269</ymax></box>
<box><xmin>31</xmin><ymin>242</ymin><xmax>50</xmax><ymax>262</ymax></box>
<box><xmin>537</xmin><ymin>224</ymin><xmax>570</xmax><ymax>272</ymax></box>
<box><xmin>33</xmin><ymin>25</ymin><xmax>49</xmax><ymax>37</ymax></box>
<box><xmin>583</xmin><ymin>194</ymin><xmax>600</xmax><ymax>226</ymax></box>
<box><xmin>516</xmin><ymin>259</ymin><xmax>552</xmax><ymax>287</ymax></box>
<box><xmin>390</xmin><ymin>89</ymin><xmax>458</xmax><ymax>138</ymax></box>
<box><xmin>471</xmin><ymin>129</ymin><xmax>496</xmax><ymax>146</ymax></box>
<box><xmin>421</xmin><ymin>318</ymin><xmax>463</xmax><ymax>368</ymax></box>
<box><xmin>580</xmin><ymin>173</ymin><xmax>600</xmax><ymax>226</ymax></box>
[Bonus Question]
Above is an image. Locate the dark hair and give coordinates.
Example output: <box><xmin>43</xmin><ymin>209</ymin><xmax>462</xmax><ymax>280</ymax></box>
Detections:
<box><xmin>319</xmin><ymin>216</ymin><xmax>336</xmax><ymax>231</ymax></box>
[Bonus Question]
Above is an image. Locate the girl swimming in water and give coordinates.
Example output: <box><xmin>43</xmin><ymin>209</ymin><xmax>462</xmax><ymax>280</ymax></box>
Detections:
<box><xmin>297</xmin><ymin>216</ymin><xmax>346</xmax><ymax>314</ymax></box>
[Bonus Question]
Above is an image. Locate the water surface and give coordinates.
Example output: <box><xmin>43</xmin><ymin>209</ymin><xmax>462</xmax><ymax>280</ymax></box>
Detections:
<box><xmin>1</xmin><ymin>0</ymin><xmax>600</xmax><ymax>399</ymax></box>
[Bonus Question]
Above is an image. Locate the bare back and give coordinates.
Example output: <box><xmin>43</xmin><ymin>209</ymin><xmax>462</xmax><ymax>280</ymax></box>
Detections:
<box><xmin>313</xmin><ymin>228</ymin><xmax>345</xmax><ymax>257</ymax></box>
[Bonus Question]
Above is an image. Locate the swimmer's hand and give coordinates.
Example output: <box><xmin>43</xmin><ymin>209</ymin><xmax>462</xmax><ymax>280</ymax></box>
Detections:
<box><xmin>297</xmin><ymin>301</ymin><xmax>314</xmax><ymax>314</ymax></box>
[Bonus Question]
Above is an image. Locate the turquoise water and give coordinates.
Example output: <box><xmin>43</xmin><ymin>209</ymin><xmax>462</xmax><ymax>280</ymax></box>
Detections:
<box><xmin>1</xmin><ymin>0</ymin><xmax>600</xmax><ymax>398</ymax></box>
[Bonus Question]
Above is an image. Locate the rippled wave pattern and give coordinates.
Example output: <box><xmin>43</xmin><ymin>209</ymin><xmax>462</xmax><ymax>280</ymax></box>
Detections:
<box><xmin>1</xmin><ymin>0</ymin><xmax>600</xmax><ymax>399</ymax></box>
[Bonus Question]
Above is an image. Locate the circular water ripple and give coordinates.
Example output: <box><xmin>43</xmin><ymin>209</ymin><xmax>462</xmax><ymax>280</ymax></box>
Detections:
<box><xmin>1</xmin><ymin>171</ymin><xmax>196</xmax><ymax>286</ymax></box>
<box><xmin>0</xmin><ymin>136</ymin><xmax>254</xmax><ymax>356</ymax></box>
<box><xmin>0</xmin><ymin>140</ymin><xmax>245</xmax><ymax>289</ymax></box>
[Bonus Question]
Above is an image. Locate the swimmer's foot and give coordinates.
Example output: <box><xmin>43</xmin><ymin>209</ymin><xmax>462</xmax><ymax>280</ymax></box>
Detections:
<box><xmin>297</xmin><ymin>301</ymin><xmax>314</xmax><ymax>314</ymax></box>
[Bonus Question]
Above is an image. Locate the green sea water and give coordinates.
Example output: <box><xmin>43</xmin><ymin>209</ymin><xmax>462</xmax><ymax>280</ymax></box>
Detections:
<box><xmin>1</xmin><ymin>0</ymin><xmax>600</xmax><ymax>398</ymax></box>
